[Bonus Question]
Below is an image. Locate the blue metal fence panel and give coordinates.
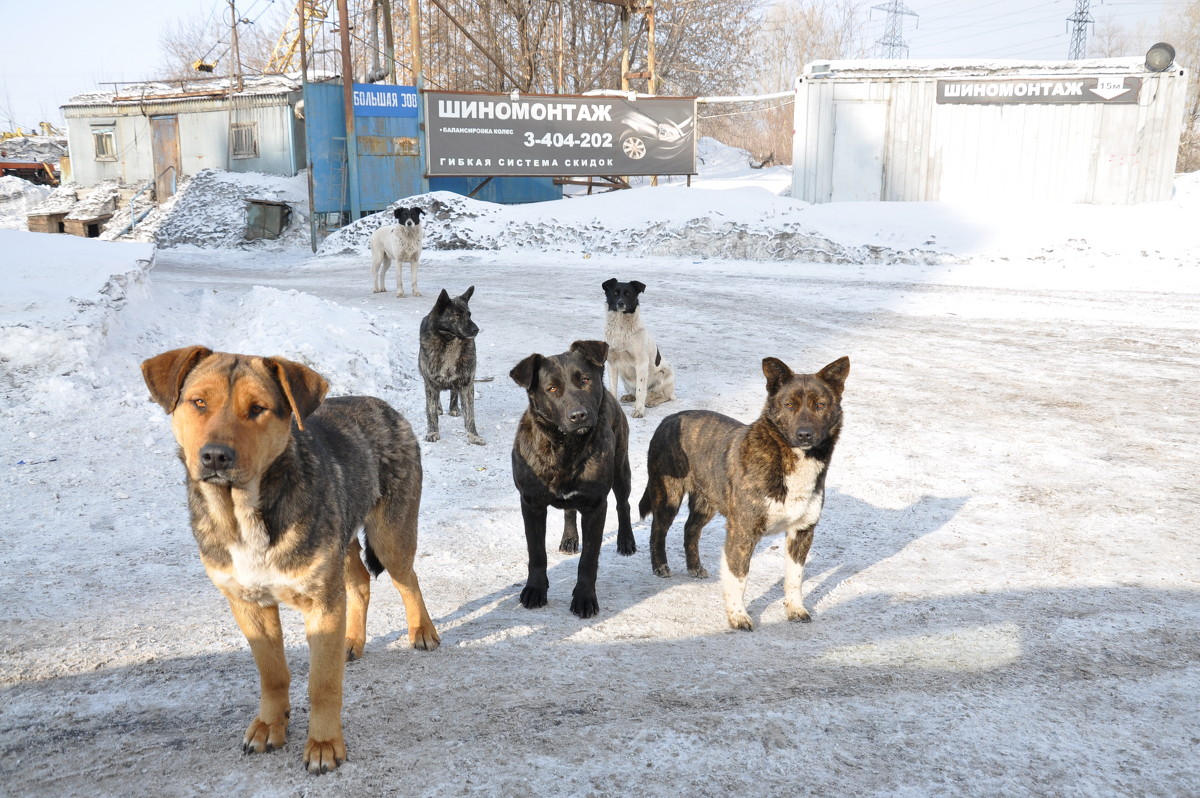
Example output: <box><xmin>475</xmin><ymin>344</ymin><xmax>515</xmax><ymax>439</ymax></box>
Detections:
<box><xmin>304</xmin><ymin>83</ymin><xmax>348</xmax><ymax>214</ymax></box>
<box><xmin>355</xmin><ymin>113</ymin><xmax>423</xmax><ymax>211</ymax></box>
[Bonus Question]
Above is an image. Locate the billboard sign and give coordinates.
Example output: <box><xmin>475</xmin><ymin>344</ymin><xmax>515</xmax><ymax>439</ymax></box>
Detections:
<box><xmin>936</xmin><ymin>76</ymin><xmax>1142</xmax><ymax>105</ymax></box>
<box><xmin>353</xmin><ymin>84</ymin><xmax>419</xmax><ymax>117</ymax></box>
<box><xmin>425</xmin><ymin>91</ymin><xmax>697</xmax><ymax>176</ymax></box>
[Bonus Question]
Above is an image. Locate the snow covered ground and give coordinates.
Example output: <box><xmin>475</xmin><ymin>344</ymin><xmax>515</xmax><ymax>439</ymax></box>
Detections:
<box><xmin>2</xmin><ymin>142</ymin><xmax>1199</xmax><ymax>797</ymax></box>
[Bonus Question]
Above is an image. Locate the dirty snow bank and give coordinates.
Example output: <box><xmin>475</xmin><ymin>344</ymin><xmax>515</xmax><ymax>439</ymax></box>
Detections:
<box><xmin>153</xmin><ymin>169</ymin><xmax>310</xmax><ymax>250</ymax></box>
<box><xmin>0</xmin><ymin>134</ymin><xmax>68</xmax><ymax>164</ymax></box>
<box><xmin>317</xmin><ymin>188</ymin><xmax>945</xmax><ymax>265</ymax></box>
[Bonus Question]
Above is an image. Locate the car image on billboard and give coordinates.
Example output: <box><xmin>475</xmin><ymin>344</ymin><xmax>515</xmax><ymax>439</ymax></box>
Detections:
<box><xmin>616</xmin><ymin>107</ymin><xmax>695</xmax><ymax>169</ymax></box>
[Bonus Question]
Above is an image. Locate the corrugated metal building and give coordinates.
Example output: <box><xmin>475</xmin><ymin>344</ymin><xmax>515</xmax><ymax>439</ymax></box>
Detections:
<box><xmin>792</xmin><ymin>57</ymin><xmax>1189</xmax><ymax>205</ymax></box>
<box><xmin>61</xmin><ymin>75</ymin><xmax>304</xmax><ymax>200</ymax></box>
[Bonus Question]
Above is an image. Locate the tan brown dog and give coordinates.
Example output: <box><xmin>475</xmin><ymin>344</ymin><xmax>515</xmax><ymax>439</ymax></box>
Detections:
<box><xmin>639</xmin><ymin>356</ymin><xmax>849</xmax><ymax>631</ymax></box>
<box><xmin>141</xmin><ymin>346</ymin><xmax>439</xmax><ymax>774</ymax></box>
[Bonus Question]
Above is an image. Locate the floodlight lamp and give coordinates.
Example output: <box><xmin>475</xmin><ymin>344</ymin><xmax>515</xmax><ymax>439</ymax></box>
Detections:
<box><xmin>1145</xmin><ymin>42</ymin><xmax>1175</xmax><ymax>72</ymax></box>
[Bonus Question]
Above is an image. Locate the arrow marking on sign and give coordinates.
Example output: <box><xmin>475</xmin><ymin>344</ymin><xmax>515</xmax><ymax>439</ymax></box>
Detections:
<box><xmin>1090</xmin><ymin>84</ymin><xmax>1132</xmax><ymax>100</ymax></box>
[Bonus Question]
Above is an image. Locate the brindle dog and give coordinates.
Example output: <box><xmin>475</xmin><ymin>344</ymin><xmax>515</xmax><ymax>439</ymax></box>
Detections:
<box><xmin>141</xmin><ymin>346</ymin><xmax>439</xmax><ymax>774</ymax></box>
<box><xmin>510</xmin><ymin>340</ymin><xmax>636</xmax><ymax>618</ymax></box>
<box><xmin>639</xmin><ymin>356</ymin><xmax>849</xmax><ymax>631</ymax></box>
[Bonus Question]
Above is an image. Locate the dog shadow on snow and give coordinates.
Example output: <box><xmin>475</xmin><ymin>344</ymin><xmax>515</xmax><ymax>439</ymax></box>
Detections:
<box><xmin>414</xmin><ymin>487</ymin><xmax>968</xmax><ymax>642</ymax></box>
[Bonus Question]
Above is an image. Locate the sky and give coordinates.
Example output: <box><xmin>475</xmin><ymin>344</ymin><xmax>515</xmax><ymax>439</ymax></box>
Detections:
<box><xmin>0</xmin><ymin>0</ymin><xmax>1177</xmax><ymax>131</ymax></box>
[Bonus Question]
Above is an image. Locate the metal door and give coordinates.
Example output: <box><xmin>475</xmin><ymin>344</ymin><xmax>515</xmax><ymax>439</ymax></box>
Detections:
<box><xmin>831</xmin><ymin>102</ymin><xmax>886</xmax><ymax>202</ymax></box>
<box><xmin>150</xmin><ymin>115</ymin><xmax>181</xmax><ymax>201</ymax></box>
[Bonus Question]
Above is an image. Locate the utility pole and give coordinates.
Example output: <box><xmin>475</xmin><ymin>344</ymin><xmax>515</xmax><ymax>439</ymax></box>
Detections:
<box><xmin>229</xmin><ymin>0</ymin><xmax>244</xmax><ymax>91</ymax></box>
<box><xmin>1067</xmin><ymin>0</ymin><xmax>1093</xmax><ymax>60</ymax></box>
<box><xmin>337</xmin><ymin>0</ymin><xmax>361</xmax><ymax>220</ymax></box>
<box><xmin>872</xmin><ymin>0</ymin><xmax>918</xmax><ymax>59</ymax></box>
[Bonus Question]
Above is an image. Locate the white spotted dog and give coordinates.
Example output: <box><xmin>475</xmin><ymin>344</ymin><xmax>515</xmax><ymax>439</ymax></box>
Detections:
<box><xmin>601</xmin><ymin>278</ymin><xmax>676</xmax><ymax>418</ymax></box>
<box><xmin>370</xmin><ymin>206</ymin><xmax>423</xmax><ymax>297</ymax></box>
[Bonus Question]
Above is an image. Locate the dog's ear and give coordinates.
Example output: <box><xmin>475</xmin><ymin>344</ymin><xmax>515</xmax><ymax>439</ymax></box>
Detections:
<box><xmin>412</xmin><ymin>207</ymin><xmax>424</xmax><ymax>220</ymax></box>
<box><xmin>762</xmin><ymin>357</ymin><xmax>794</xmax><ymax>394</ymax></box>
<box><xmin>141</xmin><ymin>346</ymin><xmax>212</xmax><ymax>413</ymax></box>
<box><xmin>570</xmin><ymin>339</ymin><xmax>609</xmax><ymax>368</ymax></box>
<box><xmin>817</xmin><ymin>356</ymin><xmax>850</xmax><ymax>396</ymax></box>
<box><xmin>434</xmin><ymin>288</ymin><xmax>452</xmax><ymax>312</ymax></box>
<box><xmin>510</xmin><ymin>353</ymin><xmax>542</xmax><ymax>390</ymax></box>
<box><xmin>460</xmin><ymin>285</ymin><xmax>474</xmax><ymax>302</ymax></box>
<box><xmin>602</xmin><ymin>278</ymin><xmax>617</xmax><ymax>291</ymax></box>
<box><xmin>631</xmin><ymin>280</ymin><xmax>646</xmax><ymax>294</ymax></box>
<box><xmin>265</xmin><ymin>356</ymin><xmax>329</xmax><ymax>432</ymax></box>
<box><xmin>393</xmin><ymin>207</ymin><xmax>404</xmax><ymax>220</ymax></box>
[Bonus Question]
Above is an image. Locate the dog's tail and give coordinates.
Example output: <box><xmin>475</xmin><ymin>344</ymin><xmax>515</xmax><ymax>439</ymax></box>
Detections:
<box><xmin>362</xmin><ymin>536</ymin><xmax>386</xmax><ymax>578</ymax></box>
<box><xmin>638</xmin><ymin>483</ymin><xmax>654</xmax><ymax>520</ymax></box>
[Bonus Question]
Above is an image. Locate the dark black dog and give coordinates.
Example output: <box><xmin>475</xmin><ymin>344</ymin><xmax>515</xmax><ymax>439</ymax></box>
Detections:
<box><xmin>419</xmin><ymin>286</ymin><xmax>484</xmax><ymax>445</ymax></box>
<box><xmin>510</xmin><ymin>340</ymin><xmax>636</xmax><ymax>618</ymax></box>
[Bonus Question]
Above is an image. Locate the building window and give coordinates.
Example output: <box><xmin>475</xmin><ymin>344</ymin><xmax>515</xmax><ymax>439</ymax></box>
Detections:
<box><xmin>92</xmin><ymin>126</ymin><xmax>116</xmax><ymax>161</ymax></box>
<box><xmin>230</xmin><ymin>122</ymin><xmax>259</xmax><ymax>159</ymax></box>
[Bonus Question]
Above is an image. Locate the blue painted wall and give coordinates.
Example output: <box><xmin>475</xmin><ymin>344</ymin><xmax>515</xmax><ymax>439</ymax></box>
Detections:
<box><xmin>304</xmin><ymin>81</ymin><xmax>561</xmax><ymax>214</ymax></box>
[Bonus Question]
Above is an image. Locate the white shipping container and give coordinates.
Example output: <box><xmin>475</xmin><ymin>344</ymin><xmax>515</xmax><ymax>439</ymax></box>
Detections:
<box><xmin>791</xmin><ymin>57</ymin><xmax>1189</xmax><ymax>205</ymax></box>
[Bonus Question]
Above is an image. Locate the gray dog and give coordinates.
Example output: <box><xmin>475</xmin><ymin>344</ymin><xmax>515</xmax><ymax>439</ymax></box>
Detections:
<box><xmin>419</xmin><ymin>286</ymin><xmax>484</xmax><ymax>445</ymax></box>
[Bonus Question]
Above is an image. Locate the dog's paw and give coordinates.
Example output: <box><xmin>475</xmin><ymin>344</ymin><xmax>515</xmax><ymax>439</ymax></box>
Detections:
<box><xmin>243</xmin><ymin>714</ymin><xmax>288</xmax><ymax>755</ymax></box>
<box><xmin>726</xmin><ymin>610</ymin><xmax>755</xmax><ymax>631</ymax></box>
<box><xmin>410</xmin><ymin>624</ymin><xmax>441</xmax><ymax>650</ymax></box>
<box><xmin>570</xmin><ymin>588</ymin><xmax>600</xmax><ymax>619</ymax></box>
<box><xmin>425</xmin><ymin>431</ymin><xmax>440</xmax><ymax>442</ymax></box>
<box><xmin>688</xmin><ymin>565</ymin><xmax>710</xmax><ymax>579</ymax></box>
<box><xmin>617</xmin><ymin>535</ymin><xmax>637</xmax><ymax>556</ymax></box>
<box><xmin>303</xmin><ymin>733</ymin><xmax>347</xmax><ymax>774</ymax></box>
<box><xmin>448</xmin><ymin>408</ymin><xmax>460</xmax><ymax>417</ymax></box>
<box><xmin>372</xmin><ymin>287</ymin><xmax>384</xmax><ymax>294</ymax></box>
<box><xmin>395</xmin><ymin>291</ymin><xmax>407</xmax><ymax>298</ymax></box>
<box><xmin>652</xmin><ymin>563</ymin><xmax>672</xmax><ymax>578</ymax></box>
<box><xmin>620</xmin><ymin>393</ymin><xmax>635</xmax><ymax>403</ymax></box>
<box><xmin>520</xmin><ymin>585</ymin><xmax>548</xmax><ymax>609</ymax></box>
<box><xmin>632</xmin><ymin>407</ymin><xmax>646</xmax><ymax>419</ymax></box>
<box><xmin>412</xmin><ymin>290</ymin><xmax>422</xmax><ymax>297</ymax></box>
<box><xmin>345</xmin><ymin>637</ymin><xmax>365</xmax><ymax>661</ymax></box>
<box><xmin>785</xmin><ymin>604</ymin><xmax>812</xmax><ymax>623</ymax></box>
<box><xmin>558</xmin><ymin>537</ymin><xmax>579</xmax><ymax>554</ymax></box>
<box><xmin>467</xmin><ymin>433</ymin><xmax>486</xmax><ymax>446</ymax></box>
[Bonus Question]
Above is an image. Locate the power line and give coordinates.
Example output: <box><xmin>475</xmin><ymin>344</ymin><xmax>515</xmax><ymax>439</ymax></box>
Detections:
<box><xmin>872</xmin><ymin>0</ymin><xmax>919</xmax><ymax>59</ymax></box>
<box><xmin>1067</xmin><ymin>0</ymin><xmax>1094</xmax><ymax>59</ymax></box>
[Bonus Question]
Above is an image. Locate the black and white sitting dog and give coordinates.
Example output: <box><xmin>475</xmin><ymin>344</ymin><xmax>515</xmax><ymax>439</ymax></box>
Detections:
<box><xmin>602</xmin><ymin>278</ymin><xmax>676</xmax><ymax>418</ymax></box>
<box><xmin>370</xmin><ymin>206</ymin><xmax>424</xmax><ymax>297</ymax></box>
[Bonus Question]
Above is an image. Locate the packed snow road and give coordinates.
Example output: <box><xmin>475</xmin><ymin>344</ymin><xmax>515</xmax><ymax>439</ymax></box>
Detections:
<box><xmin>2</xmin><ymin>245</ymin><xmax>1198</xmax><ymax>797</ymax></box>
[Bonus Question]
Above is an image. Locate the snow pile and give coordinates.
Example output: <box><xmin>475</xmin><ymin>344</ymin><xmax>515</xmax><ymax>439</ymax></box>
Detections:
<box><xmin>65</xmin><ymin>180</ymin><xmax>119</xmax><ymax>221</ymax></box>
<box><xmin>0</xmin><ymin>134</ymin><xmax>68</xmax><ymax>164</ymax></box>
<box><xmin>317</xmin><ymin>186</ymin><xmax>943</xmax><ymax>265</ymax></box>
<box><xmin>0</xmin><ymin>175</ymin><xmax>52</xmax><ymax>229</ymax></box>
<box><xmin>27</xmin><ymin>182</ymin><xmax>80</xmax><ymax>215</ymax></box>
<box><xmin>0</xmin><ymin>229</ymin><xmax>154</xmax><ymax>394</ymax></box>
<box><xmin>153</xmin><ymin>169</ymin><xmax>310</xmax><ymax>249</ymax></box>
<box><xmin>222</xmin><ymin>285</ymin><xmax>416</xmax><ymax>397</ymax></box>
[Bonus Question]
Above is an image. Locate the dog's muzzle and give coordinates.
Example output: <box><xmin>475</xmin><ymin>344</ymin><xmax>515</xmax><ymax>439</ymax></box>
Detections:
<box><xmin>561</xmin><ymin>407</ymin><xmax>595</xmax><ymax>436</ymax></box>
<box><xmin>198</xmin><ymin>443</ymin><xmax>237</xmax><ymax>483</ymax></box>
<box><xmin>791</xmin><ymin>428</ymin><xmax>817</xmax><ymax>450</ymax></box>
